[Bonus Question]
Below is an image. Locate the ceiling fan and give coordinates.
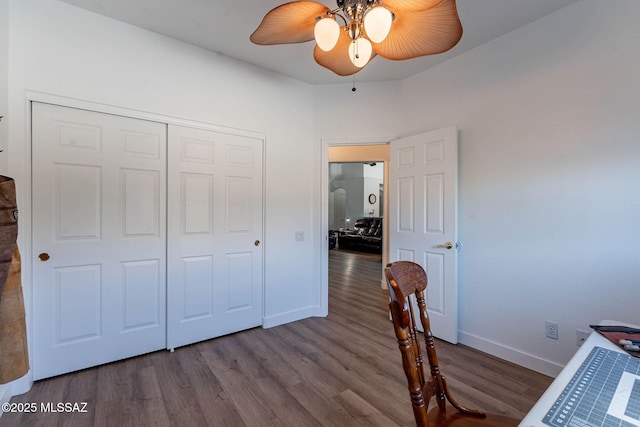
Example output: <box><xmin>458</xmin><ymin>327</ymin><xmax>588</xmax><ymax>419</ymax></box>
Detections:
<box><xmin>250</xmin><ymin>0</ymin><xmax>463</xmax><ymax>76</ymax></box>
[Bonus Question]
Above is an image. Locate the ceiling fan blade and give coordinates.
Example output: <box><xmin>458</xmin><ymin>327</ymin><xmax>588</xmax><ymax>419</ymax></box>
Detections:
<box><xmin>372</xmin><ymin>0</ymin><xmax>462</xmax><ymax>60</ymax></box>
<box><xmin>381</xmin><ymin>0</ymin><xmax>446</xmax><ymax>12</ymax></box>
<box><xmin>250</xmin><ymin>1</ymin><xmax>331</xmax><ymax>45</ymax></box>
<box><xmin>313</xmin><ymin>28</ymin><xmax>377</xmax><ymax>76</ymax></box>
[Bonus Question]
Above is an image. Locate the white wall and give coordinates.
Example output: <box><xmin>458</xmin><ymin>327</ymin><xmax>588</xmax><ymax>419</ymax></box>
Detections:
<box><xmin>5</xmin><ymin>0</ymin><xmax>321</xmax><ymax>394</ymax></box>
<box><xmin>316</xmin><ymin>0</ymin><xmax>640</xmax><ymax>376</ymax></box>
<box><xmin>0</xmin><ymin>0</ymin><xmax>10</xmax><ymax>404</ymax></box>
<box><xmin>329</xmin><ymin>163</ymin><xmax>383</xmax><ymax>223</ymax></box>
<box><xmin>0</xmin><ymin>0</ymin><xmax>8</xmax><ymax>171</ymax></box>
<box><xmin>363</xmin><ymin>164</ymin><xmax>383</xmax><ymax>217</ymax></box>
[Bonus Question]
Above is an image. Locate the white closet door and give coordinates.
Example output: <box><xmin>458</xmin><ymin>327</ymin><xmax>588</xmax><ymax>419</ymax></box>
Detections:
<box><xmin>32</xmin><ymin>102</ymin><xmax>167</xmax><ymax>380</ymax></box>
<box><xmin>167</xmin><ymin>125</ymin><xmax>264</xmax><ymax>349</ymax></box>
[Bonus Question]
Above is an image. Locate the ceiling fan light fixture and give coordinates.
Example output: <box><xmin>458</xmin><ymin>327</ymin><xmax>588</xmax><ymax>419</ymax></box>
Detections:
<box><xmin>363</xmin><ymin>5</ymin><xmax>393</xmax><ymax>43</ymax></box>
<box><xmin>348</xmin><ymin>37</ymin><xmax>373</xmax><ymax>68</ymax></box>
<box><xmin>314</xmin><ymin>16</ymin><xmax>340</xmax><ymax>51</ymax></box>
<box><xmin>251</xmin><ymin>0</ymin><xmax>463</xmax><ymax>77</ymax></box>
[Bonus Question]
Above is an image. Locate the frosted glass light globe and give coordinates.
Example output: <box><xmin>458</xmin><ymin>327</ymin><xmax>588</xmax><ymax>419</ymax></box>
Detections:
<box><xmin>364</xmin><ymin>6</ymin><xmax>393</xmax><ymax>43</ymax></box>
<box><xmin>348</xmin><ymin>37</ymin><xmax>373</xmax><ymax>68</ymax></box>
<box><xmin>314</xmin><ymin>17</ymin><xmax>340</xmax><ymax>51</ymax></box>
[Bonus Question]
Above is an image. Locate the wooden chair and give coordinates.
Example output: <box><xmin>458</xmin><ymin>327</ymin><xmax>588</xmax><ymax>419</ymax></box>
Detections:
<box><xmin>384</xmin><ymin>261</ymin><xmax>519</xmax><ymax>427</ymax></box>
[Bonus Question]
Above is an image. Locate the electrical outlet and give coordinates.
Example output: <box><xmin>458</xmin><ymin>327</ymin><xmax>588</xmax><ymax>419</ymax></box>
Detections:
<box><xmin>576</xmin><ymin>329</ymin><xmax>590</xmax><ymax>346</ymax></box>
<box><xmin>545</xmin><ymin>321</ymin><xmax>559</xmax><ymax>340</ymax></box>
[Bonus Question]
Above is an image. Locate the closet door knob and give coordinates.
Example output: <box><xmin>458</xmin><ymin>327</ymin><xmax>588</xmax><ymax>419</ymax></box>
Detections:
<box><xmin>38</xmin><ymin>252</ymin><xmax>50</xmax><ymax>261</ymax></box>
<box><xmin>254</xmin><ymin>240</ymin><xmax>261</xmax><ymax>247</ymax></box>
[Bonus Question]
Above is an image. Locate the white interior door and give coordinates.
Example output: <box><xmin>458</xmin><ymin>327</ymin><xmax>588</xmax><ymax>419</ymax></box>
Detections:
<box><xmin>32</xmin><ymin>102</ymin><xmax>167</xmax><ymax>379</ymax></box>
<box><xmin>389</xmin><ymin>127</ymin><xmax>459</xmax><ymax>343</ymax></box>
<box><xmin>167</xmin><ymin>125</ymin><xmax>263</xmax><ymax>349</ymax></box>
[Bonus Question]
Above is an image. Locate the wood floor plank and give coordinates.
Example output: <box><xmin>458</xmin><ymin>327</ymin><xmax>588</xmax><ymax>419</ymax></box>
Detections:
<box><xmin>151</xmin><ymin>349</ymin><xmax>209</xmax><ymax>426</ymax></box>
<box><xmin>200</xmin><ymin>343</ymin><xmax>279</xmax><ymax>426</ymax></box>
<box><xmin>336</xmin><ymin>389</ymin><xmax>406</xmax><ymax>427</ymax></box>
<box><xmin>1</xmin><ymin>249</ymin><xmax>553</xmax><ymax>426</ymax></box>
<box><xmin>169</xmin><ymin>345</ymin><xmax>245</xmax><ymax>426</ymax></box>
<box><xmin>285</xmin><ymin>382</ymin><xmax>358</xmax><ymax>427</ymax></box>
<box><xmin>255</xmin><ymin>325</ymin><xmax>352</xmax><ymax>400</ymax></box>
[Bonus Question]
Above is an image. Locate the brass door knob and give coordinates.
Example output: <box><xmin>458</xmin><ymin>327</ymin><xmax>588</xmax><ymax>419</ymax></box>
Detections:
<box><xmin>437</xmin><ymin>242</ymin><xmax>454</xmax><ymax>250</ymax></box>
<box><xmin>254</xmin><ymin>240</ymin><xmax>261</xmax><ymax>247</ymax></box>
<box><xmin>38</xmin><ymin>252</ymin><xmax>50</xmax><ymax>261</ymax></box>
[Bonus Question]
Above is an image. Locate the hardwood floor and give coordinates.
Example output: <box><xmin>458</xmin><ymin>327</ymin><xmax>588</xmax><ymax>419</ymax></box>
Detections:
<box><xmin>1</xmin><ymin>250</ymin><xmax>552</xmax><ymax>426</ymax></box>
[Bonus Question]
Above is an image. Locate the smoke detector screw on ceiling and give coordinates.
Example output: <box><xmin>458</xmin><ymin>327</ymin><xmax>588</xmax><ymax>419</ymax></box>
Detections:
<box><xmin>250</xmin><ymin>0</ymin><xmax>463</xmax><ymax>77</ymax></box>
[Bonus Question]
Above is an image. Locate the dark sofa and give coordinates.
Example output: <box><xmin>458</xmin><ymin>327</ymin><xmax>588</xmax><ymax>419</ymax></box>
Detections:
<box><xmin>338</xmin><ymin>217</ymin><xmax>383</xmax><ymax>253</ymax></box>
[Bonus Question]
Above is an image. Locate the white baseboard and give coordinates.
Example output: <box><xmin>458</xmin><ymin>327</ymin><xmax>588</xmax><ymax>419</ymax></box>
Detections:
<box><xmin>8</xmin><ymin>374</ymin><xmax>31</xmax><ymax>396</ymax></box>
<box><xmin>263</xmin><ymin>306</ymin><xmax>316</xmax><ymax>329</ymax></box>
<box><xmin>0</xmin><ymin>383</ymin><xmax>10</xmax><ymax>417</ymax></box>
<box><xmin>458</xmin><ymin>330</ymin><xmax>564</xmax><ymax>378</ymax></box>
<box><xmin>0</xmin><ymin>372</ymin><xmax>33</xmax><ymax>418</ymax></box>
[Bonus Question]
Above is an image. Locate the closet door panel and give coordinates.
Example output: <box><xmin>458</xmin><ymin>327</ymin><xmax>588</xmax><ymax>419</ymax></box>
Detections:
<box><xmin>167</xmin><ymin>125</ymin><xmax>264</xmax><ymax>349</ymax></box>
<box><xmin>32</xmin><ymin>102</ymin><xmax>167</xmax><ymax>380</ymax></box>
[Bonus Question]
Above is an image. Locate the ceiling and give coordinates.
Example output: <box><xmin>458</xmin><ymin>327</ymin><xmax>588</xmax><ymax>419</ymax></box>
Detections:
<box><xmin>58</xmin><ymin>0</ymin><xmax>579</xmax><ymax>85</ymax></box>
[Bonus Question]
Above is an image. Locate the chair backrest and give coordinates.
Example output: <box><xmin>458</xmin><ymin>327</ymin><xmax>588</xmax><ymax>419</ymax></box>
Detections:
<box><xmin>384</xmin><ymin>261</ymin><xmax>447</xmax><ymax>426</ymax></box>
<box><xmin>386</xmin><ymin>261</ymin><xmax>515</xmax><ymax>426</ymax></box>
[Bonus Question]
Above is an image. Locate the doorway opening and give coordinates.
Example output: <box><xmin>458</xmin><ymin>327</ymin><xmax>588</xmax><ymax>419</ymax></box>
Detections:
<box><xmin>324</xmin><ymin>144</ymin><xmax>390</xmax><ymax>301</ymax></box>
<box><xmin>329</xmin><ymin>162</ymin><xmax>384</xmax><ymax>255</ymax></box>
<box><xmin>328</xmin><ymin>161</ymin><xmax>385</xmax><ymax>299</ymax></box>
